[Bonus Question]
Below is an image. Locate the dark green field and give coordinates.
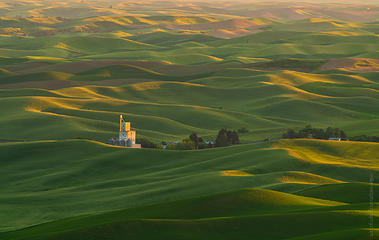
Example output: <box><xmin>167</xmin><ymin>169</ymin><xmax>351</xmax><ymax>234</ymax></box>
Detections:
<box><xmin>0</xmin><ymin>0</ymin><xmax>378</xmax><ymax>239</ymax></box>
<box><xmin>0</xmin><ymin>139</ymin><xmax>379</xmax><ymax>239</ymax></box>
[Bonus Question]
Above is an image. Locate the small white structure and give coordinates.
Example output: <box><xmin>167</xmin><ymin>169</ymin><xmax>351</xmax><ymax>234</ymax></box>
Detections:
<box><xmin>329</xmin><ymin>138</ymin><xmax>341</xmax><ymax>141</ymax></box>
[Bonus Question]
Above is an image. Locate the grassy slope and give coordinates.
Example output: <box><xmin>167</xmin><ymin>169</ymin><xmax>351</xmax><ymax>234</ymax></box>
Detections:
<box><xmin>0</xmin><ymin>139</ymin><xmax>378</xmax><ymax>239</ymax></box>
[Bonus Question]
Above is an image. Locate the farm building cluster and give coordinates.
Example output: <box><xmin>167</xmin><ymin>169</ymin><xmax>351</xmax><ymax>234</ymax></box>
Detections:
<box><xmin>108</xmin><ymin>115</ymin><xmax>141</xmax><ymax>148</ymax></box>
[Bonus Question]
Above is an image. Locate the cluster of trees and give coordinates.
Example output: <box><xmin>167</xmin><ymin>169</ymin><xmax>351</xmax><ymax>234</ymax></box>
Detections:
<box><xmin>166</xmin><ymin>133</ymin><xmax>211</xmax><ymax>150</ymax></box>
<box><xmin>282</xmin><ymin>125</ymin><xmax>347</xmax><ymax>140</ymax></box>
<box><xmin>166</xmin><ymin>129</ymin><xmax>240</xmax><ymax>150</ymax></box>
<box><xmin>350</xmin><ymin>135</ymin><xmax>379</xmax><ymax>143</ymax></box>
<box><xmin>167</xmin><ymin>138</ymin><xmax>198</xmax><ymax>150</ymax></box>
<box><xmin>215</xmin><ymin>128</ymin><xmax>240</xmax><ymax>147</ymax></box>
<box><xmin>282</xmin><ymin>125</ymin><xmax>379</xmax><ymax>143</ymax></box>
<box><xmin>125</xmin><ymin>125</ymin><xmax>379</xmax><ymax>150</ymax></box>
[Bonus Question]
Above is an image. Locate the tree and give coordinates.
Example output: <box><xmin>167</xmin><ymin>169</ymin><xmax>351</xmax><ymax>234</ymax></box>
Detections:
<box><xmin>226</xmin><ymin>130</ymin><xmax>233</xmax><ymax>143</ymax></box>
<box><xmin>189</xmin><ymin>133</ymin><xmax>199</xmax><ymax>149</ymax></box>
<box><xmin>325</xmin><ymin>127</ymin><xmax>334</xmax><ymax>139</ymax></box>
<box><xmin>283</xmin><ymin>129</ymin><xmax>296</xmax><ymax>139</ymax></box>
<box><xmin>297</xmin><ymin>125</ymin><xmax>313</xmax><ymax>138</ymax></box>
<box><xmin>340</xmin><ymin>130</ymin><xmax>347</xmax><ymax>140</ymax></box>
<box><xmin>231</xmin><ymin>130</ymin><xmax>239</xmax><ymax>144</ymax></box>
<box><xmin>312</xmin><ymin>128</ymin><xmax>325</xmax><ymax>139</ymax></box>
<box><xmin>215</xmin><ymin>129</ymin><xmax>229</xmax><ymax>147</ymax></box>
<box><xmin>304</xmin><ymin>125</ymin><xmax>313</xmax><ymax>135</ymax></box>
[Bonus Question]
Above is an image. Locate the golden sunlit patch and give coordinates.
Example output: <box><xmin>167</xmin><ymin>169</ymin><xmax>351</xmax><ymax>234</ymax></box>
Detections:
<box><xmin>310</xmin><ymin>18</ymin><xmax>330</xmax><ymax>23</ymax></box>
<box><xmin>279</xmin><ymin>171</ymin><xmax>344</xmax><ymax>185</ymax></box>
<box><xmin>26</xmin><ymin>56</ymin><xmax>66</xmax><ymax>61</ymax></box>
<box><xmin>26</xmin><ymin>17</ymin><xmax>63</xmax><ymax>24</ymax></box>
<box><xmin>321</xmin><ymin>31</ymin><xmax>366</xmax><ymax>36</ymax></box>
<box><xmin>238</xmin><ymin>57</ymin><xmax>267</xmax><ymax>61</ymax></box>
<box><xmin>28</xmin><ymin>8</ymin><xmax>44</xmax><ymax>17</ymax></box>
<box><xmin>152</xmin><ymin>28</ymin><xmax>167</xmax><ymax>32</ymax></box>
<box><xmin>131</xmin><ymin>81</ymin><xmax>205</xmax><ymax>91</ymax></box>
<box><xmin>174</xmin><ymin>17</ymin><xmax>202</xmax><ymax>25</ymax></box>
<box><xmin>207</xmin><ymin>55</ymin><xmax>224</xmax><ymax>61</ymax></box>
<box><xmin>55</xmin><ymin>42</ymin><xmax>75</xmax><ymax>51</ymax></box>
<box><xmin>53</xmin><ymin>87</ymin><xmax>111</xmax><ymax>99</ymax></box>
<box><xmin>331</xmin><ymin>22</ymin><xmax>360</xmax><ymax>28</ymax></box>
<box><xmin>265</xmin><ymin>71</ymin><xmax>337</xmax><ymax>99</ymax></box>
<box><xmin>274</xmin><ymin>139</ymin><xmax>379</xmax><ymax>170</ymax></box>
<box><xmin>131</xmin><ymin>82</ymin><xmax>162</xmax><ymax>91</ymax></box>
<box><xmin>86</xmin><ymin>16</ymin><xmax>134</xmax><ymax>25</ymax></box>
<box><xmin>0</xmin><ymin>2</ymin><xmax>9</xmax><ymax>8</ymax></box>
<box><xmin>0</xmin><ymin>17</ymin><xmax>18</xmax><ymax>21</ymax></box>
<box><xmin>221</xmin><ymin>170</ymin><xmax>253</xmax><ymax>176</ymax></box>
<box><xmin>180</xmin><ymin>30</ymin><xmax>204</xmax><ymax>34</ymax></box>
<box><xmin>268</xmin><ymin>71</ymin><xmax>337</xmax><ymax>85</ymax></box>
<box><xmin>134</xmin><ymin>17</ymin><xmax>158</xmax><ymax>25</ymax></box>
<box><xmin>112</xmin><ymin>31</ymin><xmax>133</xmax><ymax>38</ymax></box>
<box><xmin>38</xmin><ymin>26</ymin><xmax>55</xmax><ymax>31</ymax></box>
<box><xmin>310</xmin><ymin>18</ymin><xmax>360</xmax><ymax>28</ymax></box>
<box><xmin>295</xmin><ymin>9</ymin><xmax>310</xmax><ymax>15</ymax></box>
<box><xmin>219</xmin><ymin>29</ymin><xmax>249</xmax><ymax>35</ymax></box>
<box><xmin>162</xmin><ymin>60</ymin><xmax>173</xmax><ymax>64</ymax></box>
<box><xmin>0</xmin><ymin>27</ymin><xmax>26</xmax><ymax>36</ymax></box>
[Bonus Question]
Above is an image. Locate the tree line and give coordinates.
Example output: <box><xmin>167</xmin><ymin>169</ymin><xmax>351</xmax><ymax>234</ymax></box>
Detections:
<box><xmin>137</xmin><ymin>128</ymin><xmax>240</xmax><ymax>150</ymax></box>
<box><xmin>282</xmin><ymin>125</ymin><xmax>379</xmax><ymax>143</ymax></box>
<box><xmin>136</xmin><ymin>125</ymin><xmax>379</xmax><ymax>149</ymax></box>
<box><xmin>167</xmin><ymin>128</ymin><xmax>240</xmax><ymax>150</ymax></box>
<box><xmin>350</xmin><ymin>135</ymin><xmax>379</xmax><ymax>143</ymax></box>
<box><xmin>282</xmin><ymin>125</ymin><xmax>347</xmax><ymax>140</ymax></box>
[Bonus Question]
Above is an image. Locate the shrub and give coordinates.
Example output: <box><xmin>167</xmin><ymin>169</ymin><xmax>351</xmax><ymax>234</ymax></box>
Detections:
<box><xmin>167</xmin><ymin>138</ymin><xmax>195</xmax><ymax>150</ymax></box>
<box><xmin>136</xmin><ymin>137</ymin><xmax>157</xmax><ymax>148</ymax></box>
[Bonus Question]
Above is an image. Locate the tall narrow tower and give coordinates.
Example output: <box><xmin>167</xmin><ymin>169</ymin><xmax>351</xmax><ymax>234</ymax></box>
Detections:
<box><xmin>119</xmin><ymin>115</ymin><xmax>136</xmax><ymax>146</ymax></box>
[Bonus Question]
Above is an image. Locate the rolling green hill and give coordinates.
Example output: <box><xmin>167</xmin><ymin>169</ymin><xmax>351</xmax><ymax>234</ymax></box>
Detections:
<box><xmin>0</xmin><ymin>139</ymin><xmax>378</xmax><ymax>239</ymax></box>
<box><xmin>72</xmin><ymin>64</ymin><xmax>167</xmax><ymax>81</ymax></box>
<box><xmin>0</xmin><ymin>61</ymin><xmax>378</xmax><ymax>142</ymax></box>
<box><xmin>0</xmin><ymin>1</ymin><xmax>378</xmax><ymax>239</ymax></box>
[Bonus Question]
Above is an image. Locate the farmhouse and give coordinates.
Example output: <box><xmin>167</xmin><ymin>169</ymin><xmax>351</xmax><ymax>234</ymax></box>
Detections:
<box><xmin>108</xmin><ymin>115</ymin><xmax>141</xmax><ymax>148</ymax></box>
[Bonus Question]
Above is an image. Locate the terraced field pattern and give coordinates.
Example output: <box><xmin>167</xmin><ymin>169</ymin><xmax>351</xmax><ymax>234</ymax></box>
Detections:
<box><xmin>0</xmin><ymin>0</ymin><xmax>378</xmax><ymax>239</ymax></box>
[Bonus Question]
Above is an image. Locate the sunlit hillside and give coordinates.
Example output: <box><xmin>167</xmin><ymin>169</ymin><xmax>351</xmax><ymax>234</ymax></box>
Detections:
<box><xmin>0</xmin><ymin>0</ymin><xmax>378</xmax><ymax>239</ymax></box>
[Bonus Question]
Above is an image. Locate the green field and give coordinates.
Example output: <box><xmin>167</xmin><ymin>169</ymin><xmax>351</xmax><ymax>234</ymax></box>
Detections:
<box><xmin>0</xmin><ymin>0</ymin><xmax>379</xmax><ymax>239</ymax></box>
<box><xmin>0</xmin><ymin>139</ymin><xmax>379</xmax><ymax>239</ymax></box>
